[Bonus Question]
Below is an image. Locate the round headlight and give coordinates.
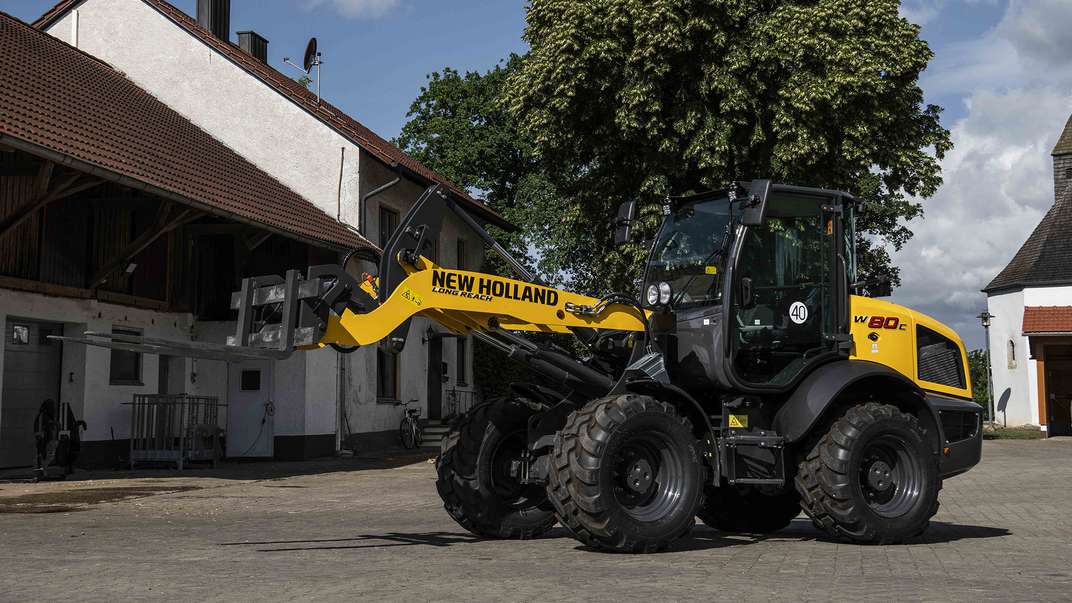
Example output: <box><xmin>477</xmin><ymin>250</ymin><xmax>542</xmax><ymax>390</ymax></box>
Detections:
<box><xmin>658</xmin><ymin>281</ymin><xmax>672</xmax><ymax>305</ymax></box>
<box><xmin>645</xmin><ymin>283</ymin><xmax>660</xmax><ymax>306</ymax></box>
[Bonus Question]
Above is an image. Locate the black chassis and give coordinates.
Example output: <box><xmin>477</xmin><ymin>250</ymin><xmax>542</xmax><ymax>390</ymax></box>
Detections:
<box><xmin>513</xmin><ymin>181</ymin><xmax>980</xmax><ymax>489</ymax></box>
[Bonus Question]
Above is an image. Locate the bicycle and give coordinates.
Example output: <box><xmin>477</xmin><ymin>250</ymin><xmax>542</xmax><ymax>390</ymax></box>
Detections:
<box><xmin>398</xmin><ymin>399</ymin><xmax>423</xmax><ymax>449</ymax></box>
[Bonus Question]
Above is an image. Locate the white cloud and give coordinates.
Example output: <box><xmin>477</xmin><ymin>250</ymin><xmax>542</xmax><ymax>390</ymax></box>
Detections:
<box><xmin>900</xmin><ymin>0</ymin><xmax>1000</xmax><ymax>27</ymax></box>
<box><xmin>302</xmin><ymin>0</ymin><xmax>401</xmax><ymax>20</ymax></box>
<box><xmin>996</xmin><ymin>0</ymin><xmax>1072</xmax><ymax>67</ymax></box>
<box><xmin>889</xmin><ymin>0</ymin><xmax>1072</xmax><ymax>348</ymax></box>
<box><xmin>900</xmin><ymin>0</ymin><xmax>943</xmax><ymax>26</ymax></box>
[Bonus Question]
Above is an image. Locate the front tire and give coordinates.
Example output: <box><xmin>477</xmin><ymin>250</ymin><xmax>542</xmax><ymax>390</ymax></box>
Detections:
<box><xmin>697</xmin><ymin>486</ymin><xmax>801</xmax><ymax>533</ymax></box>
<box><xmin>795</xmin><ymin>402</ymin><xmax>939</xmax><ymax>544</ymax></box>
<box><xmin>435</xmin><ymin>400</ymin><xmax>556</xmax><ymax>539</ymax></box>
<box><xmin>547</xmin><ymin>394</ymin><xmax>705</xmax><ymax>553</ymax></box>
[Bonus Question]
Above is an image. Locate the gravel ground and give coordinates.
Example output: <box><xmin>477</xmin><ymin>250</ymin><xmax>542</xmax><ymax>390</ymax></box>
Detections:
<box><xmin>0</xmin><ymin>440</ymin><xmax>1069</xmax><ymax>602</ymax></box>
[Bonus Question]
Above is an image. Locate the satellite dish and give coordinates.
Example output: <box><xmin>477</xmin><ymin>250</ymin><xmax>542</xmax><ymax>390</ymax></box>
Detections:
<box><xmin>302</xmin><ymin>37</ymin><xmax>319</xmax><ymax>73</ymax></box>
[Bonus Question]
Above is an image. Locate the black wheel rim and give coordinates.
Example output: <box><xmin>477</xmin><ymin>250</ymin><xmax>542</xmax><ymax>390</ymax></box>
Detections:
<box><xmin>488</xmin><ymin>429</ymin><xmax>543</xmax><ymax>509</ymax></box>
<box><xmin>858</xmin><ymin>433</ymin><xmax>923</xmax><ymax>518</ymax></box>
<box><xmin>611</xmin><ymin>429</ymin><xmax>686</xmax><ymax>522</ymax></box>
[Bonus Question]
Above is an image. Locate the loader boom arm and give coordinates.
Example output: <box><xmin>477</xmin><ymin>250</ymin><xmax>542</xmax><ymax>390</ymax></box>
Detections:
<box><xmin>318</xmin><ymin>256</ymin><xmax>647</xmax><ymax>349</ymax></box>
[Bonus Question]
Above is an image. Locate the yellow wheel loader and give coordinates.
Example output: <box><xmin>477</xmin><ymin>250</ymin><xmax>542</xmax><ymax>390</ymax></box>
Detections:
<box><xmin>59</xmin><ymin>181</ymin><xmax>982</xmax><ymax>552</ymax></box>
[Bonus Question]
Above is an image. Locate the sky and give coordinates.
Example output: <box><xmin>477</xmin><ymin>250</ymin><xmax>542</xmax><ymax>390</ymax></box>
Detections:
<box><xmin>3</xmin><ymin>0</ymin><xmax>1070</xmax><ymax>350</ymax></box>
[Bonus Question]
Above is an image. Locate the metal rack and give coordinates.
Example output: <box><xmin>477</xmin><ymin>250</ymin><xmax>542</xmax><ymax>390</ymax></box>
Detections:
<box><xmin>126</xmin><ymin>395</ymin><xmax>224</xmax><ymax>469</ymax></box>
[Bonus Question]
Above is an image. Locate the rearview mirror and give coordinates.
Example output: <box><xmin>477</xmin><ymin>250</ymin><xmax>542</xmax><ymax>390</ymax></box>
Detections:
<box><xmin>853</xmin><ymin>275</ymin><xmax>892</xmax><ymax>298</ymax></box>
<box><xmin>741</xmin><ymin>179</ymin><xmax>772</xmax><ymax>226</ymax></box>
<box><xmin>613</xmin><ymin>200</ymin><xmax>638</xmax><ymax>245</ymax></box>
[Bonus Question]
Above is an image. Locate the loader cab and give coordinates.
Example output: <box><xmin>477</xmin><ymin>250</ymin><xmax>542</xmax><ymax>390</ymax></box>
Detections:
<box><xmin>642</xmin><ymin>182</ymin><xmax>857</xmax><ymax>395</ymax></box>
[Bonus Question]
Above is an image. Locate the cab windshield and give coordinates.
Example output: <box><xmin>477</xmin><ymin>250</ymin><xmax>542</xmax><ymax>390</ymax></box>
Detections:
<box><xmin>646</xmin><ymin>197</ymin><xmax>733</xmax><ymax>307</ymax></box>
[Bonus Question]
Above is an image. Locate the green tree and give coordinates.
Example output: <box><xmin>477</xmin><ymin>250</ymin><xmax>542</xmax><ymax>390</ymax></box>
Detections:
<box><xmin>395</xmin><ymin>56</ymin><xmax>543</xmax><ymax>276</ymax></box>
<box><xmin>505</xmin><ymin>0</ymin><xmax>951</xmax><ymax>293</ymax></box>
<box><xmin>968</xmin><ymin>349</ymin><xmax>992</xmax><ymax>421</ymax></box>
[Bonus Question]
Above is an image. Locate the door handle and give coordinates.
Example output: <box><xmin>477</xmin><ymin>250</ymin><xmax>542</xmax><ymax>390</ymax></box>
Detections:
<box><xmin>740</xmin><ymin>277</ymin><xmax>754</xmax><ymax>308</ymax></box>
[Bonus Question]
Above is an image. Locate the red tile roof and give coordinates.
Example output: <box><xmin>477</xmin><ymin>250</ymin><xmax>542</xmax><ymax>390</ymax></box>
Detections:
<box><xmin>1023</xmin><ymin>306</ymin><xmax>1072</xmax><ymax>334</ymax></box>
<box><xmin>0</xmin><ymin>11</ymin><xmax>373</xmax><ymax>252</ymax></box>
<box><xmin>32</xmin><ymin>0</ymin><xmax>515</xmax><ymax>231</ymax></box>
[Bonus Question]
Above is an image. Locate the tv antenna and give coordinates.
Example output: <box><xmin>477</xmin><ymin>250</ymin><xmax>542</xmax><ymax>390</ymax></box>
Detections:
<box><xmin>284</xmin><ymin>37</ymin><xmax>322</xmax><ymax>104</ymax></box>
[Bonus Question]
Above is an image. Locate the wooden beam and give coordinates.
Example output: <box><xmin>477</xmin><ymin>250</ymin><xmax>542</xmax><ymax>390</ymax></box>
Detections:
<box><xmin>48</xmin><ymin>173</ymin><xmax>101</xmax><ymax>202</ymax></box>
<box><xmin>1037</xmin><ymin>348</ymin><xmax>1048</xmax><ymax>427</ymax></box>
<box><xmin>93</xmin><ymin>205</ymin><xmax>200</xmax><ymax>287</ymax></box>
<box><xmin>244</xmin><ymin>230</ymin><xmax>272</xmax><ymax>250</ymax></box>
<box><xmin>184</xmin><ymin>223</ymin><xmax>250</xmax><ymax>235</ymax></box>
<box><xmin>0</xmin><ymin>171</ymin><xmax>100</xmax><ymax>241</ymax></box>
<box><xmin>34</xmin><ymin>159</ymin><xmax>54</xmax><ymax>198</ymax></box>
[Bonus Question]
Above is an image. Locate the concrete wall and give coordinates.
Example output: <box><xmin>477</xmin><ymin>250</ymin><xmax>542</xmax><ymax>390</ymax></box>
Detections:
<box><xmin>986</xmin><ymin>285</ymin><xmax>1072</xmax><ymax>428</ymax></box>
<box><xmin>0</xmin><ymin>286</ymin><xmax>333</xmax><ymax>460</ymax></box>
<box><xmin>0</xmin><ymin>288</ymin><xmax>192</xmax><ymax>441</ymax></box>
<box><xmin>986</xmin><ymin>290</ymin><xmax>1033</xmax><ymax>425</ymax></box>
<box><xmin>45</xmin><ymin>0</ymin><xmax>364</xmax><ymax>229</ymax></box>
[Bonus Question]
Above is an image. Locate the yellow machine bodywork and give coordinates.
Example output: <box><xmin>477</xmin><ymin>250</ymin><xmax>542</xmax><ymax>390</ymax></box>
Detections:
<box><xmin>848</xmin><ymin>295</ymin><xmax>972</xmax><ymax>400</ymax></box>
<box><xmin>320</xmin><ymin>258</ymin><xmax>648</xmax><ymax>347</ymax></box>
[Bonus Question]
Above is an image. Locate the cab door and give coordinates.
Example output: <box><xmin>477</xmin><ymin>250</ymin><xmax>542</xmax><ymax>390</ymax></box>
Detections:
<box><xmin>727</xmin><ymin>194</ymin><xmax>845</xmax><ymax>389</ymax></box>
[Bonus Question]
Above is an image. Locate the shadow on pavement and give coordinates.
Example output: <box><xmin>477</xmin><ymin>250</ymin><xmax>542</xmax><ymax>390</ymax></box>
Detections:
<box><xmin>578</xmin><ymin>519</ymin><xmax>1011</xmax><ymax>553</ymax></box>
<box><xmin>221</xmin><ymin>531</ymin><xmax>485</xmax><ymax>552</ymax></box>
<box><xmin>0</xmin><ymin>449</ymin><xmax>436</xmax><ymax>485</ymax></box>
<box><xmin>909</xmin><ymin>521</ymin><xmax>1011</xmax><ymax>544</ymax></box>
<box><xmin>219</xmin><ymin>519</ymin><xmax>1009</xmax><ymax>554</ymax></box>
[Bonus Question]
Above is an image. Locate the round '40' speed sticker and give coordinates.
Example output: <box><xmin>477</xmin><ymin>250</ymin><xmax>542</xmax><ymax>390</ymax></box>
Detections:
<box><xmin>789</xmin><ymin>301</ymin><xmax>809</xmax><ymax>324</ymax></box>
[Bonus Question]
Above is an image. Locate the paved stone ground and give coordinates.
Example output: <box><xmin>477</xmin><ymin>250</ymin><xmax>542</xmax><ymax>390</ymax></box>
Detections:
<box><xmin>0</xmin><ymin>439</ymin><xmax>1069</xmax><ymax>602</ymax></box>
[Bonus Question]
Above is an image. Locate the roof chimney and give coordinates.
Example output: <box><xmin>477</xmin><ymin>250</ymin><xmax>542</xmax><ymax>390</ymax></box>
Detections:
<box><xmin>237</xmin><ymin>31</ymin><xmax>269</xmax><ymax>64</ymax></box>
<box><xmin>196</xmin><ymin>0</ymin><xmax>230</xmax><ymax>41</ymax></box>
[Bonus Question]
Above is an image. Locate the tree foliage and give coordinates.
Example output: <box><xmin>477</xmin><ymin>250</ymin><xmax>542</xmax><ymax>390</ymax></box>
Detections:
<box><xmin>504</xmin><ymin>0</ymin><xmax>951</xmax><ymax>292</ymax></box>
<box><xmin>395</xmin><ymin>56</ymin><xmax>542</xmax><ymax>273</ymax></box>
<box><xmin>968</xmin><ymin>349</ymin><xmax>992</xmax><ymax>420</ymax></box>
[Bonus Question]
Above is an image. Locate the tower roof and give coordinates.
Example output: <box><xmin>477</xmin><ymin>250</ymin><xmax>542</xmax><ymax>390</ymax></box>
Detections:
<box><xmin>984</xmin><ymin>183</ymin><xmax>1072</xmax><ymax>293</ymax></box>
<box><xmin>1054</xmin><ymin>113</ymin><xmax>1072</xmax><ymax>156</ymax></box>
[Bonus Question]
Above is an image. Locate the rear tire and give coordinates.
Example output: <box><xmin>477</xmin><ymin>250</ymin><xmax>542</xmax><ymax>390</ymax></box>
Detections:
<box><xmin>547</xmin><ymin>394</ymin><xmax>705</xmax><ymax>553</ymax></box>
<box><xmin>435</xmin><ymin>400</ymin><xmax>556</xmax><ymax>539</ymax></box>
<box><xmin>697</xmin><ymin>486</ymin><xmax>801</xmax><ymax>533</ymax></box>
<box><xmin>399</xmin><ymin>419</ymin><xmax>415</xmax><ymax>449</ymax></box>
<box><xmin>795</xmin><ymin>402</ymin><xmax>939</xmax><ymax>544</ymax></box>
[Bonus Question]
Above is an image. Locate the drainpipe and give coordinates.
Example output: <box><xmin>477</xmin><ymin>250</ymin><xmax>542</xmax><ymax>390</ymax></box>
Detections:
<box><xmin>336</xmin><ymin>347</ymin><xmax>346</xmax><ymax>453</ymax></box>
<box><xmin>336</xmin><ymin>147</ymin><xmax>345</xmax><ymax>222</ymax></box>
<box><xmin>335</xmin><ymin>163</ymin><xmax>401</xmax><ymax>452</ymax></box>
<box><xmin>360</xmin><ymin>162</ymin><xmax>402</xmax><ymax>240</ymax></box>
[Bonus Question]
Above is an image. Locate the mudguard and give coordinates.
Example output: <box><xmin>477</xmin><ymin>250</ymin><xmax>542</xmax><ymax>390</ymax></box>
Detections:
<box><xmin>773</xmin><ymin>360</ymin><xmax>924</xmax><ymax>444</ymax></box>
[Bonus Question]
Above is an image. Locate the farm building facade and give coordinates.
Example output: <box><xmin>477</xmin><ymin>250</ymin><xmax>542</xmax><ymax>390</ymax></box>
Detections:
<box><xmin>0</xmin><ymin>1</ymin><xmax>510</xmax><ymax>468</ymax></box>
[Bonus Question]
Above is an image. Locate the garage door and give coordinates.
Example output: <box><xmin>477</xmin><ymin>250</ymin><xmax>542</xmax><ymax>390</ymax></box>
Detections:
<box><xmin>0</xmin><ymin>320</ymin><xmax>63</xmax><ymax>468</ymax></box>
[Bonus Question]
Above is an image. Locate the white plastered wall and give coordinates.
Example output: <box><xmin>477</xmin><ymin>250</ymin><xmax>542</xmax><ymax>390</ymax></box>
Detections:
<box><xmin>0</xmin><ymin>288</ymin><xmax>194</xmax><ymax>441</ymax></box>
<box><xmin>987</xmin><ymin>290</ymin><xmax>1034</xmax><ymax>426</ymax></box>
<box><xmin>986</xmin><ymin>285</ymin><xmax>1072</xmax><ymax>427</ymax></box>
<box><xmin>44</xmin><ymin>0</ymin><xmax>364</xmax><ymax>229</ymax></box>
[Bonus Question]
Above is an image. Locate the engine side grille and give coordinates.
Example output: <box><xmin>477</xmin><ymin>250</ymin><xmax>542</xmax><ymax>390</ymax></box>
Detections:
<box><xmin>917</xmin><ymin>326</ymin><xmax>966</xmax><ymax>389</ymax></box>
<box><xmin>919</xmin><ymin>343</ymin><xmax>962</xmax><ymax>387</ymax></box>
